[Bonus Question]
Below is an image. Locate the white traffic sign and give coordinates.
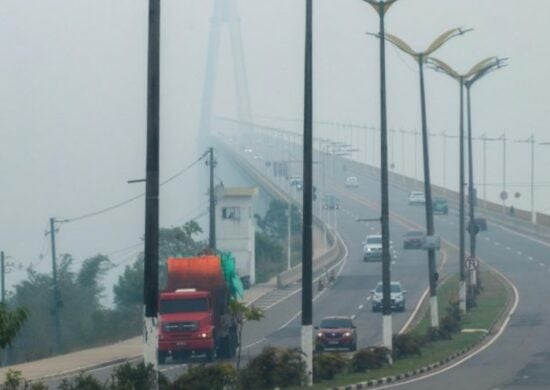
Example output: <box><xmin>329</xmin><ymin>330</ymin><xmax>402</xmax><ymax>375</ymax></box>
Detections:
<box><xmin>465</xmin><ymin>256</ymin><xmax>480</xmax><ymax>271</ymax></box>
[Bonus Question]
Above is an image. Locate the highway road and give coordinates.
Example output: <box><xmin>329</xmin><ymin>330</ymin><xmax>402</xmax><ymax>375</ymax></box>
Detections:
<box><xmin>46</xmin><ymin>133</ymin><xmax>550</xmax><ymax>389</ymax></box>
<box><xmin>230</xmin><ymin>135</ymin><xmax>550</xmax><ymax>390</ymax></box>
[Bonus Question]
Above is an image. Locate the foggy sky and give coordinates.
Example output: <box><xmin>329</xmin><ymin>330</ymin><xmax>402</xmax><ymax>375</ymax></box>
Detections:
<box><xmin>2</xmin><ymin>0</ymin><xmax>549</xmax><ymax>301</ymax></box>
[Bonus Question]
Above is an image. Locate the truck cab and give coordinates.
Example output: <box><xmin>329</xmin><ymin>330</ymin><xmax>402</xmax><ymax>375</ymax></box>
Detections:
<box><xmin>158</xmin><ymin>290</ymin><xmax>216</xmax><ymax>363</ymax></box>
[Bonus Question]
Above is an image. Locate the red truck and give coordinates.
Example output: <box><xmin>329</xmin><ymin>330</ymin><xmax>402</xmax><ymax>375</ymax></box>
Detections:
<box><xmin>158</xmin><ymin>255</ymin><xmax>239</xmax><ymax>363</ymax></box>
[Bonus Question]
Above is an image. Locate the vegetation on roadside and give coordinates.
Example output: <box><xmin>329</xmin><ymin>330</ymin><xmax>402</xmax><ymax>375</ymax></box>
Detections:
<box><xmin>254</xmin><ymin>200</ymin><xmax>302</xmax><ymax>283</ymax></box>
<box><xmin>0</xmin><ymin>270</ymin><xmax>507</xmax><ymax>389</ymax></box>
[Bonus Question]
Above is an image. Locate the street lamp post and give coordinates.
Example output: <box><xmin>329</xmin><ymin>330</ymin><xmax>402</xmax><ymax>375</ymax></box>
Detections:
<box><xmin>516</xmin><ymin>135</ymin><xmax>536</xmax><ymax>224</ymax></box>
<box><xmin>428</xmin><ymin>56</ymin><xmax>506</xmax><ymax>311</ymax></box>
<box><xmin>362</xmin><ymin>0</ymin><xmax>398</xmax><ymax>352</ymax></box>
<box><xmin>383</xmin><ymin>28</ymin><xmax>470</xmax><ymax>328</ymax></box>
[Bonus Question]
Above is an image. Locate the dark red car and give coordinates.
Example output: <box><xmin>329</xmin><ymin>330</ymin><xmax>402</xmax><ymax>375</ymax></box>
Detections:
<box><xmin>315</xmin><ymin>316</ymin><xmax>357</xmax><ymax>352</ymax></box>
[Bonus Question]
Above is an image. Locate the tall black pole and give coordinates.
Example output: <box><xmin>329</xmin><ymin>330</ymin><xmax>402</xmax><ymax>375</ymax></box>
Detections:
<box><xmin>49</xmin><ymin>218</ymin><xmax>61</xmax><ymax>354</ymax></box>
<box><xmin>458</xmin><ymin>78</ymin><xmax>466</xmax><ymax>312</ymax></box>
<box><xmin>466</xmin><ymin>85</ymin><xmax>477</xmax><ymax>260</ymax></box>
<box><xmin>301</xmin><ymin>0</ymin><xmax>313</xmax><ymax>385</ymax></box>
<box><xmin>418</xmin><ymin>56</ymin><xmax>439</xmax><ymax>328</ymax></box>
<box><xmin>378</xmin><ymin>2</ymin><xmax>393</xmax><ymax>351</ymax></box>
<box><xmin>143</xmin><ymin>0</ymin><xmax>160</xmax><ymax>373</ymax></box>
<box><xmin>209</xmin><ymin>147</ymin><xmax>216</xmax><ymax>250</ymax></box>
<box><xmin>1</xmin><ymin>251</ymin><xmax>4</xmax><ymax>304</ymax></box>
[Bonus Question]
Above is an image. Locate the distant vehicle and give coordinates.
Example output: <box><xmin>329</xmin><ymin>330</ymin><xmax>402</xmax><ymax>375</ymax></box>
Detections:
<box><xmin>467</xmin><ymin>217</ymin><xmax>488</xmax><ymax>233</ymax></box>
<box><xmin>289</xmin><ymin>176</ymin><xmax>303</xmax><ymax>188</ymax></box>
<box><xmin>253</xmin><ymin>153</ymin><xmax>263</xmax><ymax>160</ymax></box>
<box><xmin>371</xmin><ymin>281</ymin><xmax>406</xmax><ymax>312</ymax></box>
<box><xmin>315</xmin><ymin>316</ymin><xmax>357</xmax><ymax>352</ymax></box>
<box><xmin>408</xmin><ymin>191</ymin><xmax>426</xmax><ymax>205</ymax></box>
<box><xmin>345</xmin><ymin>176</ymin><xmax>359</xmax><ymax>188</ymax></box>
<box><xmin>243</xmin><ymin>147</ymin><xmax>253</xmax><ymax>153</ymax></box>
<box><xmin>432</xmin><ymin>197</ymin><xmax>449</xmax><ymax>215</ymax></box>
<box><xmin>403</xmin><ymin>230</ymin><xmax>425</xmax><ymax>249</ymax></box>
<box><xmin>323</xmin><ymin>193</ymin><xmax>340</xmax><ymax>209</ymax></box>
<box><xmin>363</xmin><ymin>234</ymin><xmax>382</xmax><ymax>262</ymax></box>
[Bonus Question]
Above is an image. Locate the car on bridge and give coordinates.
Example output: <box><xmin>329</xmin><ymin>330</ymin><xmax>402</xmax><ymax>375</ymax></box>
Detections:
<box><xmin>408</xmin><ymin>191</ymin><xmax>426</xmax><ymax>206</ymax></box>
<box><xmin>323</xmin><ymin>193</ymin><xmax>340</xmax><ymax>209</ymax></box>
<box><xmin>363</xmin><ymin>234</ymin><xmax>382</xmax><ymax>262</ymax></box>
<box><xmin>315</xmin><ymin>316</ymin><xmax>357</xmax><ymax>352</ymax></box>
<box><xmin>403</xmin><ymin>230</ymin><xmax>425</xmax><ymax>249</ymax></box>
<box><xmin>371</xmin><ymin>281</ymin><xmax>406</xmax><ymax>312</ymax></box>
<box><xmin>432</xmin><ymin>197</ymin><xmax>449</xmax><ymax>215</ymax></box>
<box><xmin>345</xmin><ymin>176</ymin><xmax>359</xmax><ymax>188</ymax></box>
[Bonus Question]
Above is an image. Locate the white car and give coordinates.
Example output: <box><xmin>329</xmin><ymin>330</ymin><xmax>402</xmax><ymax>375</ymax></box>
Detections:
<box><xmin>408</xmin><ymin>191</ymin><xmax>426</xmax><ymax>205</ymax></box>
<box><xmin>371</xmin><ymin>282</ymin><xmax>406</xmax><ymax>312</ymax></box>
<box><xmin>363</xmin><ymin>234</ymin><xmax>382</xmax><ymax>262</ymax></box>
<box><xmin>345</xmin><ymin>176</ymin><xmax>359</xmax><ymax>188</ymax></box>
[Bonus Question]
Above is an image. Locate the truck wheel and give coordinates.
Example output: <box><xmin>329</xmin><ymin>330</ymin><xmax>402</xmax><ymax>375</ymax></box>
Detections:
<box><xmin>206</xmin><ymin>349</ymin><xmax>215</xmax><ymax>362</ymax></box>
<box><xmin>158</xmin><ymin>351</ymin><xmax>167</xmax><ymax>365</ymax></box>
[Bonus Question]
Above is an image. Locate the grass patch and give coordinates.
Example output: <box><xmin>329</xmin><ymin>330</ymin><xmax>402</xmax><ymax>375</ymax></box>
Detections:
<box><xmin>299</xmin><ymin>271</ymin><xmax>509</xmax><ymax>389</ymax></box>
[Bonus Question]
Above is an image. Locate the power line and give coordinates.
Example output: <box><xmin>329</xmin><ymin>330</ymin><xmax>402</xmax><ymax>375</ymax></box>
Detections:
<box><xmin>64</xmin><ymin>152</ymin><xmax>208</xmax><ymax>223</ymax></box>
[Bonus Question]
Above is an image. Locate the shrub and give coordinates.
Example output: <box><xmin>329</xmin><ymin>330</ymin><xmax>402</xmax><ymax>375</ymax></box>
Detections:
<box><xmin>59</xmin><ymin>373</ymin><xmax>104</xmax><ymax>390</ymax></box>
<box><xmin>392</xmin><ymin>333</ymin><xmax>422</xmax><ymax>360</ymax></box>
<box><xmin>350</xmin><ymin>347</ymin><xmax>389</xmax><ymax>373</ymax></box>
<box><xmin>2</xmin><ymin>370</ymin><xmax>48</xmax><ymax>390</ymax></box>
<box><xmin>107</xmin><ymin>362</ymin><xmax>168</xmax><ymax>390</ymax></box>
<box><xmin>239</xmin><ymin>347</ymin><xmax>305</xmax><ymax>389</ymax></box>
<box><xmin>170</xmin><ymin>363</ymin><xmax>238</xmax><ymax>390</ymax></box>
<box><xmin>313</xmin><ymin>353</ymin><xmax>348</xmax><ymax>381</ymax></box>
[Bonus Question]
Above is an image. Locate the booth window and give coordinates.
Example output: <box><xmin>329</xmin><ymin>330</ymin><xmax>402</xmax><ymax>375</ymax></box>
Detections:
<box><xmin>222</xmin><ymin>206</ymin><xmax>240</xmax><ymax>220</ymax></box>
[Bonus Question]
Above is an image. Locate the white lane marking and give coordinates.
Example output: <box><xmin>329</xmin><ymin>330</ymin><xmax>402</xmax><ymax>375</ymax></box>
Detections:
<box><xmin>498</xmin><ymin>223</ymin><xmax>550</xmax><ymax>249</ymax></box>
<box><xmin>484</xmin><ymin>237</ymin><xmax>491</xmax><ymax>241</ymax></box>
<box><xmin>358</xmin><ymin>304</ymin><xmax>364</xmax><ymax>310</ymax></box>
<box><xmin>517</xmin><ymin>251</ymin><xmax>522</xmax><ymax>256</ymax></box>
<box><xmin>268</xmin><ymin>229</ymin><xmax>350</xmax><ymax>333</ymax></box>
<box><xmin>505</xmin><ymin>246</ymin><xmax>511</xmax><ymax>251</ymax></box>
<box><xmin>539</xmin><ymin>262</ymin><xmax>545</xmax><ymax>267</ymax></box>
<box><xmin>242</xmin><ymin>337</ymin><xmax>267</xmax><ymax>349</ymax></box>
<box><xmin>377</xmin><ymin>263</ymin><xmax>520</xmax><ymax>390</ymax></box>
<box><xmin>528</xmin><ymin>256</ymin><xmax>534</xmax><ymax>261</ymax></box>
<box><xmin>391</xmin><ymin>261</ymin><xmax>396</xmax><ymax>265</ymax></box>
<box><xmin>398</xmin><ymin>250</ymin><xmax>448</xmax><ymax>335</ymax></box>
<box><xmin>494</xmin><ymin>242</ymin><xmax>501</xmax><ymax>246</ymax></box>
<box><xmin>351</xmin><ymin>314</ymin><xmax>356</xmax><ymax>320</ymax></box>
<box><xmin>366</xmin><ymin>296</ymin><xmax>372</xmax><ymax>301</ymax></box>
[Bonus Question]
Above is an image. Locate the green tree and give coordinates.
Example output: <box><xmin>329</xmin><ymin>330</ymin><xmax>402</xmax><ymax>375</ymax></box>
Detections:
<box><xmin>228</xmin><ymin>300</ymin><xmax>264</xmax><ymax>369</ymax></box>
<box><xmin>0</xmin><ymin>304</ymin><xmax>27</xmax><ymax>349</ymax></box>
<box><xmin>255</xmin><ymin>200</ymin><xmax>301</xmax><ymax>241</ymax></box>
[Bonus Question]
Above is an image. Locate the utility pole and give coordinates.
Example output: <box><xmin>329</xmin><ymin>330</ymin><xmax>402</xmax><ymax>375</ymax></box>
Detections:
<box><xmin>458</xmin><ymin>77</ymin><xmax>466</xmax><ymax>312</ymax></box>
<box><xmin>143</xmin><ymin>0</ymin><xmax>160</xmax><ymax>379</ymax></box>
<box><xmin>1</xmin><ymin>251</ymin><xmax>4</xmax><ymax>304</ymax></box>
<box><xmin>287</xmin><ymin>200</ymin><xmax>292</xmax><ymax>270</ymax></box>
<box><xmin>49</xmin><ymin>218</ymin><xmax>62</xmax><ymax>354</ymax></box>
<box><xmin>301</xmin><ymin>0</ymin><xmax>314</xmax><ymax>385</ymax></box>
<box><xmin>209</xmin><ymin>147</ymin><xmax>217</xmax><ymax>250</ymax></box>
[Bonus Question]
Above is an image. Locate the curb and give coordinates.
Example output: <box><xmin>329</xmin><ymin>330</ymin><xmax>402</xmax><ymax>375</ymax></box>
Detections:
<box><xmin>328</xmin><ymin>269</ymin><xmax>516</xmax><ymax>390</ymax></box>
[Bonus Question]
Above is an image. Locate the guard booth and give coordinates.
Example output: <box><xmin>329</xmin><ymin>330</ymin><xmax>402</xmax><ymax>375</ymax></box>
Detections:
<box><xmin>215</xmin><ymin>187</ymin><xmax>257</xmax><ymax>288</ymax></box>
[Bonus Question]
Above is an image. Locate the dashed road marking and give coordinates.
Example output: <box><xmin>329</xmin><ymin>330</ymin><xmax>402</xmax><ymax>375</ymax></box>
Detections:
<box><xmin>358</xmin><ymin>304</ymin><xmax>364</xmax><ymax>310</ymax></box>
<box><xmin>484</xmin><ymin>237</ymin><xmax>491</xmax><ymax>241</ymax></box>
<box><xmin>494</xmin><ymin>242</ymin><xmax>501</xmax><ymax>246</ymax></box>
<box><xmin>528</xmin><ymin>256</ymin><xmax>534</xmax><ymax>261</ymax></box>
<box><xmin>517</xmin><ymin>251</ymin><xmax>522</xmax><ymax>256</ymax></box>
<box><xmin>505</xmin><ymin>246</ymin><xmax>511</xmax><ymax>251</ymax></box>
<box><xmin>366</xmin><ymin>296</ymin><xmax>372</xmax><ymax>301</ymax></box>
<box><xmin>539</xmin><ymin>262</ymin><xmax>545</xmax><ymax>267</ymax></box>
<box><xmin>351</xmin><ymin>314</ymin><xmax>356</xmax><ymax>320</ymax></box>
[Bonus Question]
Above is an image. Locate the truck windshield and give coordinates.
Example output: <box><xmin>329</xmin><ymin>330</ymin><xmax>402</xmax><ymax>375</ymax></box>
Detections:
<box><xmin>160</xmin><ymin>298</ymin><xmax>208</xmax><ymax>314</ymax></box>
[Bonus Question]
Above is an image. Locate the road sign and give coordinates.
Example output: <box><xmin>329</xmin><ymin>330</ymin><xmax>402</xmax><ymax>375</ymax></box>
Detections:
<box><xmin>500</xmin><ymin>191</ymin><xmax>508</xmax><ymax>201</ymax></box>
<box><xmin>465</xmin><ymin>256</ymin><xmax>480</xmax><ymax>271</ymax></box>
